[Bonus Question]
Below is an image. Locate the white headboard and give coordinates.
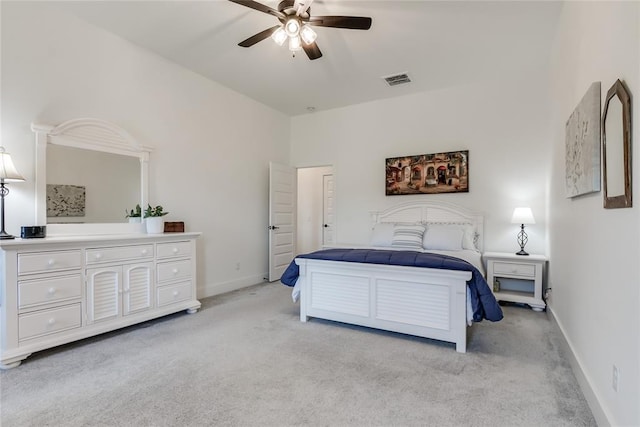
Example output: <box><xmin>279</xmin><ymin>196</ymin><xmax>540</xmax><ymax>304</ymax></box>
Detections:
<box><xmin>370</xmin><ymin>201</ymin><xmax>484</xmax><ymax>251</ymax></box>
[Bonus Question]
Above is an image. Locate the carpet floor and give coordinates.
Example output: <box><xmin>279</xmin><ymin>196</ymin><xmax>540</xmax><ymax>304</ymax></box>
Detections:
<box><xmin>0</xmin><ymin>281</ymin><xmax>596</xmax><ymax>426</ymax></box>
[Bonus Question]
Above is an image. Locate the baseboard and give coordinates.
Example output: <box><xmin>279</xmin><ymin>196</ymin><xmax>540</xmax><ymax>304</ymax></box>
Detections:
<box><xmin>198</xmin><ymin>273</ymin><xmax>268</xmax><ymax>299</ymax></box>
<box><xmin>547</xmin><ymin>305</ymin><xmax>612</xmax><ymax>427</ymax></box>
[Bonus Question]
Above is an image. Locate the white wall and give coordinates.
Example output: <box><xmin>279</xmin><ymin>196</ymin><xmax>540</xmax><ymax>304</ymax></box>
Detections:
<box><xmin>548</xmin><ymin>2</ymin><xmax>640</xmax><ymax>426</ymax></box>
<box><xmin>291</xmin><ymin>74</ymin><xmax>552</xmax><ymax>255</ymax></box>
<box><xmin>1</xmin><ymin>3</ymin><xmax>290</xmax><ymax>297</ymax></box>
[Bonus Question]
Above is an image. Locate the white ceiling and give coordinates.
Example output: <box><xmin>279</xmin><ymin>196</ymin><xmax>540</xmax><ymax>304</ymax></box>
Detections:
<box><xmin>48</xmin><ymin>0</ymin><xmax>562</xmax><ymax>116</ymax></box>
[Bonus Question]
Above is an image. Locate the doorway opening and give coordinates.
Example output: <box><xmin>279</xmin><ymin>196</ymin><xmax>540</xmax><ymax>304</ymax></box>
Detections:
<box><xmin>296</xmin><ymin>166</ymin><xmax>334</xmax><ymax>255</ymax></box>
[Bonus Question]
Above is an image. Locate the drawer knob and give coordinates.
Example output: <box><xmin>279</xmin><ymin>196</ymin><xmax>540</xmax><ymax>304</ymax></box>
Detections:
<box><xmin>511</xmin><ymin>268</ymin><xmax>517</xmax><ymax>273</ymax></box>
<box><xmin>48</xmin><ymin>287</ymin><xmax>56</xmax><ymax>295</ymax></box>
<box><xmin>172</xmin><ymin>268</ymin><xmax>179</xmax><ymax>275</ymax></box>
<box><xmin>172</xmin><ymin>248</ymin><xmax>179</xmax><ymax>254</ymax></box>
<box><xmin>47</xmin><ymin>318</ymin><xmax>56</xmax><ymax>326</ymax></box>
<box><xmin>95</xmin><ymin>253</ymin><xmax>102</xmax><ymax>260</ymax></box>
<box><xmin>173</xmin><ymin>290</ymin><xmax>179</xmax><ymax>297</ymax></box>
<box><xmin>141</xmin><ymin>249</ymin><xmax>148</xmax><ymax>255</ymax></box>
<box><xmin>48</xmin><ymin>259</ymin><xmax>56</xmax><ymax>266</ymax></box>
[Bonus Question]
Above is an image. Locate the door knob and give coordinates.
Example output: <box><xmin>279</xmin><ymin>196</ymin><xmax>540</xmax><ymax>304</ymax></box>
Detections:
<box><xmin>268</xmin><ymin>225</ymin><xmax>280</xmax><ymax>230</ymax></box>
<box><xmin>324</xmin><ymin>224</ymin><xmax>329</xmax><ymax>228</ymax></box>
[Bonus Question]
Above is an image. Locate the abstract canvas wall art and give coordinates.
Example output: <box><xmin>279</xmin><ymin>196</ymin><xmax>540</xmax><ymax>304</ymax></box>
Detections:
<box><xmin>565</xmin><ymin>82</ymin><xmax>601</xmax><ymax>198</ymax></box>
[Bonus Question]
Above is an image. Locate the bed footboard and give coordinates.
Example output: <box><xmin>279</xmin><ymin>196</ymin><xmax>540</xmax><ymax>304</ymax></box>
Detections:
<box><xmin>296</xmin><ymin>258</ymin><xmax>471</xmax><ymax>352</ymax></box>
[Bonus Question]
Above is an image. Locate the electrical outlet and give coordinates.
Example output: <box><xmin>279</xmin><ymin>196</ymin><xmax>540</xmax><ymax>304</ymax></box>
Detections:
<box><xmin>612</xmin><ymin>365</ymin><xmax>619</xmax><ymax>392</ymax></box>
<box><xmin>235</xmin><ymin>262</ymin><xmax>240</xmax><ymax>271</ymax></box>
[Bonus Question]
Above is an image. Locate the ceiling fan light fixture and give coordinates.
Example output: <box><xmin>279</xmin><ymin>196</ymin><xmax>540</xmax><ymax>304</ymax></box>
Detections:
<box><xmin>300</xmin><ymin>25</ymin><xmax>317</xmax><ymax>45</ymax></box>
<box><xmin>271</xmin><ymin>26</ymin><xmax>287</xmax><ymax>46</ymax></box>
<box><xmin>284</xmin><ymin>18</ymin><xmax>301</xmax><ymax>37</ymax></box>
<box><xmin>288</xmin><ymin>35</ymin><xmax>302</xmax><ymax>52</ymax></box>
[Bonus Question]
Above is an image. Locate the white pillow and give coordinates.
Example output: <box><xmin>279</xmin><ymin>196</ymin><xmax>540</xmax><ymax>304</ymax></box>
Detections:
<box><xmin>423</xmin><ymin>226</ymin><xmax>464</xmax><ymax>251</ymax></box>
<box><xmin>391</xmin><ymin>224</ymin><xmax>426</xmax><ymax>250</ymax></box>
<box><xmin>370</xmin><ymin>223</ymin><xmax>395</xmax><ymax>247</ymax></box>
<box><xmin>424</xmin><ymin>223</ymin><xmax>477</xmax><ymax>251</ymax></box>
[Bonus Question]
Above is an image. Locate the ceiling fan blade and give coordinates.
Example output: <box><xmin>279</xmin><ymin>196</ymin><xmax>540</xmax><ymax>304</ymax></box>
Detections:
<box><xmin>238</xmin><ymin>25</ymin><xmax>281</xmax><ymax>47</ymax></box>
<box><xmin>228</xmin><ymin>0</ymin><xmax>285</xmax><ymax>19</ymax></box>
<box><xmin>302</xmin><ymin>42</ymin><xmax>322</xmax><ymax>60</ymax></box>
<box><xmin>307</xmin><ymin>16</ymin><xmax>372</xmax><ymax>30</ymax></box>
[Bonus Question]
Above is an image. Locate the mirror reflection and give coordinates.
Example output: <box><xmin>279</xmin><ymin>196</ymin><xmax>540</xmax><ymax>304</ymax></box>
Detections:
<box><xmin>46</xmin><ymin>144</ymin><xmax>140</xmax><ymax>223</ymax></box>
<box><xmin>602</xmin><ymin>79</ymin><xmax>632</xmax><ymax>209</ymax></box>
<box><xmin>604</xmin><ymin>97</ymin><xmax>624</xmax><ymax>196</ymax></box>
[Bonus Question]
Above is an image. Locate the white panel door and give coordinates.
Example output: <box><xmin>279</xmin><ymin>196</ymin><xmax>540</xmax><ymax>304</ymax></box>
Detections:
<box><xmin>269</xmin><ymin>162</ymin><xmax>296</xmax><ymax>282</ymax></box>
<box><xmin>322</xmin><ymin>174</ymin><xmax>335</xmax><ymax>246</ymax></box>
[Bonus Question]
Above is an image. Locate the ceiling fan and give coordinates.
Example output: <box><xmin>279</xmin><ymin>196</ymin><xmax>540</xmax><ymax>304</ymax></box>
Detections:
<box><xmin>228</xmin><ymin>0</ymin><xmax>372</xmax><ymax>60</ymax></box>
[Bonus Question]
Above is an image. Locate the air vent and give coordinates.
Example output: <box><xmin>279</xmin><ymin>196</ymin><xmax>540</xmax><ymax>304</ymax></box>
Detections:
<box><xmin>382</xmin><ymin>73</ymin><xmax>412</xmax><ymax>87</ymax></box>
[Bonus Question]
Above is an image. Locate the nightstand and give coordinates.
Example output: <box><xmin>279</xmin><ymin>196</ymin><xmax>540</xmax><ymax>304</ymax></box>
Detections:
<box><xmin>483</xmin><ymin>252</ymin><xmax>547</xmax><ymax>311</ymax></box>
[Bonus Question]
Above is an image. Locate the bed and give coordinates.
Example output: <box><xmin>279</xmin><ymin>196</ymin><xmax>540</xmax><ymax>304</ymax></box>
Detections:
<box><xmin>280</xmin><ymin>201</ymin><xmax>502</xmax><ymax>353</ymax></box>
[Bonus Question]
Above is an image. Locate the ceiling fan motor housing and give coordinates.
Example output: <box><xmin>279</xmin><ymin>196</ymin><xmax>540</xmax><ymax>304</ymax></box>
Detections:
<box><xmin>278</xmin><ymin>0</ymin><xmax>309</xmax><ymax>21</ymax></box>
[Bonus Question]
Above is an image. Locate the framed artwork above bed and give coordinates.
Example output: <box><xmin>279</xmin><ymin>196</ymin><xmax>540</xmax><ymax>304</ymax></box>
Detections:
<box><xmin>386</xmin><ymin>150</ymin><xmax>469</xmax><ymax>195</ymax></box>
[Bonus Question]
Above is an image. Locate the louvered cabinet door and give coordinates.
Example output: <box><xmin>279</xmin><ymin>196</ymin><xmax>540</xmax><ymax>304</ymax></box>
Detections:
<box><xmin>123</xmin><ymin>263</ymin><xmax>153</xmax><ymax>316</ymax></box>
<box><xmin>86</xmin><ymin>267</ymin><xmax>121</xmax><ymax>324</ymax></box>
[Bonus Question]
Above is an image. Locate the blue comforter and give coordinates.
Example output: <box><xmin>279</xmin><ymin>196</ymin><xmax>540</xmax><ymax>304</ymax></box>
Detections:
<box><xmin>280</xmin><ymin>248</ymin><xmax>503</xmax><ymax>323</ymax></box>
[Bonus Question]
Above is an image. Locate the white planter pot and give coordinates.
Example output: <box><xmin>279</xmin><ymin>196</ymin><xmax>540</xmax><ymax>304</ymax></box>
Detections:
<box><xmin>128</xmin><ymin>217</ymin><xmax>141</xmax><ymax>224</ymax></box>
<box><xmin>145</xmin><ymin>217</ymin><xmax>164</xmax><ymax>234</ymax></box>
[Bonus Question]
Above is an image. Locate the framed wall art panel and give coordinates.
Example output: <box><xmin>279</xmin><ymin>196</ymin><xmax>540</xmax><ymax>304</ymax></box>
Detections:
<box><xmin>386</xmin><ymin>150</ymin><xmax>469</xmax><ymax>196</ymax></box>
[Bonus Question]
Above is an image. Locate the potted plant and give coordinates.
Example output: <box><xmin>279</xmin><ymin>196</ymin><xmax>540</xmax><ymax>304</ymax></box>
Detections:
<box><xmin>143</xmin><ymin>204</ymin><xmax>169</xmax><ymax>234</ymax></box>
<box><xmin>125</xmin><ymin>204</ymin><xmax>142</xmax><ymax>223</ymax></box>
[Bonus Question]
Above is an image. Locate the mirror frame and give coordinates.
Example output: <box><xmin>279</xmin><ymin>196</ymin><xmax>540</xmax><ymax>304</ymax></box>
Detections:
<box><xmin>32</xmin><ymin>118</ymin><xmax>152</xmax><ymax>235</ymax></box>
<box><xmin>602</xmin><ymin>79</ymin><xmax>632</xmax><ymax>209</ymax></box>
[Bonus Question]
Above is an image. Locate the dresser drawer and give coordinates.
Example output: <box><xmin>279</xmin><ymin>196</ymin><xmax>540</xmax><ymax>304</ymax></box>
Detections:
<box><xmin>157</xmin><ymin>282</ymin><xmax>192</xmax><ymax>307</ymax></box>
<box><xmin>156</xmin><ymin>241</ymin><xmax>191</xmax><ymax>259</ymax></box>
<box><xmin>18</xmin><ymin>303</ymin><xmax>82</xmax><ymax>341</ymax></box>
<box><xmin>157</xmin><ymin>259</ymin><xmax>192</xmax><ymax>283</ymax></box>
<box><xmin>19</xmin><ymin>274</ymin><xmax>82</xmax><ymax>309</ymax></box>
<box><xmin>86</xmin><ymin>244</ymin><xmax>153</xmax><ymax>265</ymax></box>
<box><xmin>493</xmin><ymin>261</ymin><xmax>536</xmax><ymax>277</ymax></box>
<box><xmin>18</xmin><ymin>250</ymin><xmax>82</xmax><ymax>275</ymax></box>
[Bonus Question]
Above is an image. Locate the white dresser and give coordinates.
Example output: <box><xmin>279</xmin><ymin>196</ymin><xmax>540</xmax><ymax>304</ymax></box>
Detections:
<box><xmin>0</xmin><ymin>232</ymin><xmax>201</xmax><ymax>369</ymax></box>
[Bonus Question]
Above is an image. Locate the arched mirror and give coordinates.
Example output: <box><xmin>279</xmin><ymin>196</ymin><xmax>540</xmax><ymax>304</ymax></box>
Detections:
<box><xmin>32</xmin><ymin>118</ymin><xmax>151</xmax><ymax>235</ymax></box>
<box><xmin>602</xmin><ymin>79</ymin><xmax>632</xmax><ymax>209</ymax></box>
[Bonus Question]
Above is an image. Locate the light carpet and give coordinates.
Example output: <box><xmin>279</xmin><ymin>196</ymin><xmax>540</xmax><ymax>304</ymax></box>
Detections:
<box><xmin>0</xmin><ymin>282</ymin><xmax>596</xmax><ymax>426</ymax></box>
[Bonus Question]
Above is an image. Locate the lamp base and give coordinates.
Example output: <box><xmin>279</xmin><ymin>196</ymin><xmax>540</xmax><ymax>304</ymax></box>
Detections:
<box><xmin>0</xmin><ymin>231</ymin><xmax>16</xmax><ymax>240</ymax></box>
<box><xmin>515</xmin><ymin>249</ymin><xmax>529</xmax><ymax>256</ymax></box>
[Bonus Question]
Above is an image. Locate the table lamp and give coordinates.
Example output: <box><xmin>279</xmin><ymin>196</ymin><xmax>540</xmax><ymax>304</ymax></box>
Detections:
<box><xmin>0</xmin><ymin>146</ymin><xmax>25</xmax><ymax>239</ymax></box>
<box><xmin>511</xmin><ymin>207</ymin><xmax>535</xmax><ymax>256</ymax></box>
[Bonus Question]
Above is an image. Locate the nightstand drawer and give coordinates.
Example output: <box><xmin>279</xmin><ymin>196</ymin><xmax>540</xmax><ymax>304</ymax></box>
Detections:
<box><xmin>493</xmin><ymin>262</ymin><xmax>535</xmax><ymax>277</ymax></box>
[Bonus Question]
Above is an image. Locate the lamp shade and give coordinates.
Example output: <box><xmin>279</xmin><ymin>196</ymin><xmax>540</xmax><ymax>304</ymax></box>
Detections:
<box><xmin>0</xmin><ymin>147</ymin><xmax>25</xmax><ymax>182</ymax></box>
<box><xmin>511</xmin><ymin>207</ymin><xmax>535</xmax><ymax>225</ymax></box>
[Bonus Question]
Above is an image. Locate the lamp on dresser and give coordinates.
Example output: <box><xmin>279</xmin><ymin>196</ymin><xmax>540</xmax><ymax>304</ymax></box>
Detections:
<box><xmin>511</xmin><ymin>207</ymin><xmax>535</xmax><ymax>256</ymax></box>
<box><xmin>0</xmin><ymin>146</ymin><xmax>25</xmax><ymax>239</ymax></box>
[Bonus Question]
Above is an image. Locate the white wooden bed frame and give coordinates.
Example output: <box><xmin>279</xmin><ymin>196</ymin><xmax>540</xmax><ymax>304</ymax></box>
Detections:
<box><xmin>295</xmin><ymin>201</ymin><xmax>483</xmax><ymax>353</ymax></box>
